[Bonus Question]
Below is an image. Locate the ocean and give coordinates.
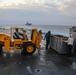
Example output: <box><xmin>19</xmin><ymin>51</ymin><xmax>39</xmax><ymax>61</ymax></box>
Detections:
<box><xmin>0</xmin><ymin>25</ymin><xmax>72</xmax><ymax>36</ymax></box>
<box><xmin>26</xmin><ymin>25</ymin><xmax>73</xmax><ymax>36</ymax></box>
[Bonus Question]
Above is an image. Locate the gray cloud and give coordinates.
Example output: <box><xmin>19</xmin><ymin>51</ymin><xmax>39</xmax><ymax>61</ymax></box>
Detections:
<box><xmin>0</xmin><ymin>8</ymin><xmax>75</xmax><ymax>25</ymax></box>
<box><xmin>0</xmin><ymin>0</ymin><xmax>76</xmax><ymax>25</ymax></box>
<box><xmin>0</xmin><ymin>0</ymin><xmax>75</xmax><ymax>16</ymax></box>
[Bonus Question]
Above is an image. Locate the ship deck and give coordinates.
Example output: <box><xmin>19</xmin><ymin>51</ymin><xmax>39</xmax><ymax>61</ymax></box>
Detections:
<box><xmin>0</xmin><ymin>48</ymin><xmax>76</xmax><ymax>75</ymax></box>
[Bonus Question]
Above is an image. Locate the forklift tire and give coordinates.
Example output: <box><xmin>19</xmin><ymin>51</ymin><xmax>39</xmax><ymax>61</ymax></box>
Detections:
<box><xmin>23</xmin><ymin>42</ymin><xmax>36</xmax><ymax>55</ymax></box>
<box><xmin>0</xmin><ymin>45</ymin><xmax>3</xmax><ymax>54</ymax></box>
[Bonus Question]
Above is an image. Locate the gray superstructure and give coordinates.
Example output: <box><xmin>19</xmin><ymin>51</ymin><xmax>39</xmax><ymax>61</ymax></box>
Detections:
<box><xmin>69</xmin><ymin>26</ymin><xmax>76</xmax><ymax>38</ymax></box>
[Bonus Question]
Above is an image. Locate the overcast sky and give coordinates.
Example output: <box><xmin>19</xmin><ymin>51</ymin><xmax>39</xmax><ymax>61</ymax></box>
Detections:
<box><xmin>0</xmin><ymin>0</ymin><xmax>76</xmax><ymax>25</ymax></box>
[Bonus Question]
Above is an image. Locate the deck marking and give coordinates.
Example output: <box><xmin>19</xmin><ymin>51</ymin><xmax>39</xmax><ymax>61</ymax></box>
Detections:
<box><xmin>3</xmin><ymin>67</ymin><xmax>9</xmax><ymax>70</ymax></box>
<box><xmin>3</xmin><ymin>53</ymin><xmax>7</xmax><ymax>57</ymax></box>
<box><xmin>14</xmin><ymin>61</ymin><xmax>21</xmax><ymax>65</ymax></box>
<box><xmin>70</xmin><ymin>62</ymin><xmax>76</xmax><ymax>69</ymax></box>
<box><xmin>26</xmin><ymin>66</ymin><xmax>32</xmax><ymax>74</ymax></box>
<box><xmin>10</xmin><ymin>53</ymin><xmax>13</xmax><ymax>57</ymax></box>
<box><xmin>40</xmin><ymin>57</ymin><xmax>46</xmax><ymax>63</ymax></box>
<box><xmin>35</xmin><ymin>69</ymin><xmax>42</xmax><ymax>73</ymax></box>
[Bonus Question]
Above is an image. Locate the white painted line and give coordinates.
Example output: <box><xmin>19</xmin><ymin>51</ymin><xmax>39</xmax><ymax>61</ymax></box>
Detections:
<box><xmin>40</xmin><ymin>57</ymin><xmax>46</xmax><ymax>63</ymax></box>
<box><xmin>26</xmin><ymin>66</ymin><xmax>32</xmax><ymax>74</ymax></box>
<box><xmin>71</xmin><ymin>62</ymin><xmax>76</xmax><ymax>69</ymax></box>
<box><xmin>3</xmin><ymin>53</ymin><xmax>6</xmax><ymax>57</ymax></box>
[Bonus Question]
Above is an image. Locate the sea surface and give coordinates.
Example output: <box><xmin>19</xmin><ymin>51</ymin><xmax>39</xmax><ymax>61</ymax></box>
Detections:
<box><xmin>0</xmin><ymin>25</ymin><xmax>73</xmax><ymax>36</ymax></box>
<box><xmin>26</xmin><ymin>25</ymin><xmax>72</xmax><ymax>36</ymax></box>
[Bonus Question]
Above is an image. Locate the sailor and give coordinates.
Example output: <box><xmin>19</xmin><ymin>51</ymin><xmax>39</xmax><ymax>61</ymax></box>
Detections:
<box><xmin>44</xmin><ymin>31</ymin><xmax>52</xmax><ymax>50</ymax></box>
<box><xmin>65</xmin><ymin>34</ymin><xmax>74</xmax><ymax>57</ymax></box>
<box><xmin>13</xmin><ymin>28</ymin><xmax>23</xmax><ymax>39</ymax></box>
<box><xmin>22</xmin><ymin>30</ymin><xmax>28</xmax><ymax>40</ymax></box>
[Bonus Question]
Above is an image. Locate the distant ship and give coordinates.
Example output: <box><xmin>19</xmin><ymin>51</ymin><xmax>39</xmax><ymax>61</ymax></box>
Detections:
<box><xmin>25</xmin><ymin>22</ymin><xmax>32</xmax><ymax>26</ymax></box>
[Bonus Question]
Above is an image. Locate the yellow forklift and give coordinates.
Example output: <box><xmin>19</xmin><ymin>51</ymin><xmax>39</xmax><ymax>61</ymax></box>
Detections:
<box><xmin>0</xmin><ymin>27</ymin><xmax>42</xmax><ymax>55</ymax></box>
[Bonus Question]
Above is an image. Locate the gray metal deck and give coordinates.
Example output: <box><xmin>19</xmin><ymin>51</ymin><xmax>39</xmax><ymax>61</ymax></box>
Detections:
<box><xmin>0</xmin><ymin>48</ymin><xmax>76</xmax><ymax>75</ymax></box>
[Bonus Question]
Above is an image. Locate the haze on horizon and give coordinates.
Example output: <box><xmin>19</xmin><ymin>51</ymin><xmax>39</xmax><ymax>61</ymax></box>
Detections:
<box><xmin>0</xmin><ymin>0</ymin><xmax>76</xmax><ymax>26</ymax></box>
